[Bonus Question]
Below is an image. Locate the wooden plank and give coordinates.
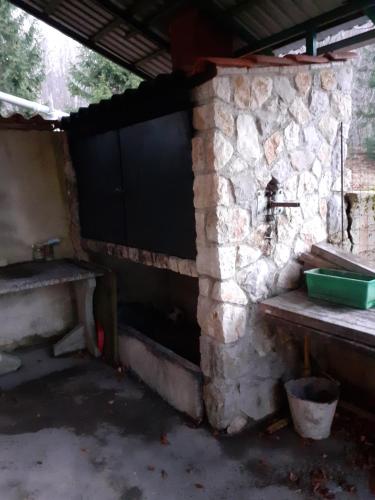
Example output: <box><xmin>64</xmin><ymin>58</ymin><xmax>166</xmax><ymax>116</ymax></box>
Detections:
<box><xmin>266</xmin><ymin>316</ymin><xmax>375</xmax><ymax>357</ymax></box>
<box><xmin>311</xmin><ymin>242</ymin><xmax>375</xmax><ymax>277</ymax></box>
<box><xmin>298</xmin><ymin>252</ymin><xmax>340</xmax><ymax>270</ymax></box>
<box><xmin>260</xmin><ymin>289</ymin><xmax>375</xmax><ymax>347</ymax></box>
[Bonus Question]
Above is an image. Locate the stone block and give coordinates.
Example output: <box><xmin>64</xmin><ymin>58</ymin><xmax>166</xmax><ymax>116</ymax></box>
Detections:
<box><xmin>236</xmin><ymin>244</ymin><xmax>262</xmax><ymax>268</ymax></box>
<box><xmin>214</xmin><ymin>100</ymin><xmax>235</xmax><ymax>137</ymax></box>
<box><xmin>284</xmin><ymin>121</ymin><xmax>300</xmax><ymax>151</ymax></box>
<box><xmin>312</xmin><ymin>159</ymin><xmax>322</xmax><ymax>179</ymax></box>
<box><xmin>300</xmin><ymin>216</ymin><xmax>327</xmax><ymax>246</ymax></box>
<box><xmin>319</xmin><ymin>113</ymin><xmax>338</xmax><ymax>144</ymax></box>
<box><xmin>273</xmin><ymin>243</ymin><xmax>291</xmax><ymax>268</ymax></box>
<box><xmin>191</xmin><ymin>135</ymin><xmax>205</xmax><ymax>172</ymax></box>
<box><xmin>298</xmin><ymin>170</ymin><xmax>318</xmax><ymax>196</ymax></box>
<box><xmin>193</xmin><ymin>101</ymin><xmax>234</xmax><ymax>137</ymax></box>
<box><xmin>250</xmin><ymin>76</ymin><xmax>273</xmax><ymax>108</ymax></box>
<box><xmin>335</xmin><ymin>65</ymin><xmax>353</xmax><ymax>93</ymax></box>
<box><xmin>233</xmin><ymin>75</ymin><xmax>251</xmax><ymax>108</ymax></box>
<box><xmin>199</xmin><ymin>277</ymin><xmax>212</xmax><ymax>297</ymax></box>
<box><xmin>196</xmin><ymin>245</ymin><xmax>236</xmax><ymax>279</ymax></box>
<box><xmin>203</xmin><ymin>380</ymin><xmax>238</xmax><ymax>429</ymax></box>
<box><xmin>200</xmin><ymin>334</ymin><xmax>251</xmax><ymax>380</ymax></box>
<box><xmin>206</xmin><ymin>130</ymin><xmax>234</xmax><ymax>172</ymax></box>
<box><xmin>277</xmin><ymin>260</ymin><xmax>302</xmax><ymax>290</ymax></box>
<box><xmin>192</xmin><ymin>76</ymin><xmax>232</xmax><ymax>103</ymax></box>
<box><xmin>271</xmin><ymin>158</ymin><xmax>294</xmax><ymax>184</ymax></box>
<box><xmin>318</xmin><ymin>171</ymin><xmax>333</xmax><ymax>198</ymax></box>
<box><xmin>237</xmin><ymin>114</ymin><xmax>261</xmax><ymax>162</ymax></box>
<box><xmin>227</xmin><ymin>415</ymin><xmax>248</xmax><ymax>434</ymax></box>
<box><xmin>231</xmin><ymin>171</ymin><xmax>258</xmax><ymax>209</ymax></box>
<box><xmin>295</xmin><ymin>72</ymin><xmax>311</xmax><ymax>96</ymax></box>
<box><xmin>289</xmin><ymin>149</ymin><xmax>315</xmax><ymax>171</ymax></box>
<box><xmin>331</xmin><ymin>92</ymin><xmax>352</xmax><ymax>123</ymax></box>
<box><xmin>198</xmin><ymin>296</ymin><xmax>247</xmax><ymax>343</ymax></box>
<box><xmin>212</xmin><ymin>280</ymin><xmax>248</xmax><ymax>305</ymax></box>
<box><xmin>310</xmin><ymin>90</ymin><xmax>329</xmax><ymax>116</ymax></box>
<box><xmin>207</xmin><ymin>206</ymin><xmax>250</xmax><ymax>244</ymax></box>
<box><xmin>277</xmin><ymin>215</ymin><xmax>298</xmax><ymax>247</ymax></box>
<box><xmin>238</xmin><ymin>376</ymin><xmax>280</xmax><ymax>421</ymax></box>
<box><xmin>225</xmin><ymin>156</ymin><xmax>248</xmax><ymax>177</ymax></box>
<box><xmin>289</xmin><ymin>97</ymin><xmax>311</xmax><ymax>125</ymax></box>
<box><xmin>195</xmin><ymin>210</ymin><xmax>206</xmax><ymax>245</ymax></box>
<box><xmin>303</xmin><ymin>124</ymin><xmax>320</xmax><ymax>151</ymax></box>
<box><xmin>274</xmin><ymin>76</ymin><xmax>296</xmax><ymax>104</ymax></box>
<box><xmin>193</xmin><ymin>173</ymin><xmax>233</xmax><ymax>209</ymax></box>
<box><xmin>317</xmin><ymin>140</ymin><xmax>331</xmax><ymax>166</ymax></box>
<box><xmin>320</xmin><ymin>69</ymin><xmax>337</xmax><ymax>91</ymax></box>
<box><xmin>237</xmin><ymin>258</ymin><xmax>276</xmax><ymax>302</ymax></box>
<box><xmin>264</xmin><ymin>131</ymin><xmax>284</xmax><ymax>165</ymax></box>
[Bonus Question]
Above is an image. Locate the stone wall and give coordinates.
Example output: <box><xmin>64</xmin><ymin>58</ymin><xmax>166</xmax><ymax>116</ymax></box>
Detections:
<box><xmin>346</xmin><ymin>191</ymin><xmax>375</xmax><ymax>261</ymax></box>
<box><xmin>82</xmin><ymin>239</ymin><xmax>197</xmax><ymax>277</ymax></box>
<box><xmin>191</xmin><ymin>62</ymin><xmax>353</xmax><ymax>430</ymax></box>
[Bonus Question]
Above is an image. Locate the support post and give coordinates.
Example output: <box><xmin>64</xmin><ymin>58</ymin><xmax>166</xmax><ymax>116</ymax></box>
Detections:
<box><xmin>306</xmin><ymin>29</ymin><xmax>317</xmax><ymax>56</ymax></box>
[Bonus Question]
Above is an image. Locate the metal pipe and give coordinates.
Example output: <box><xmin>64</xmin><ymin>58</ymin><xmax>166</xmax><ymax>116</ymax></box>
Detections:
<box><xmin>340</xmin><ymin>122</ymin><xmax>345</xmax><ymax>247</ymax></box>
<box><xmin>0</xmin><ymin>91</ymin><xmax>68</xmax><ymax>119</ymax></box>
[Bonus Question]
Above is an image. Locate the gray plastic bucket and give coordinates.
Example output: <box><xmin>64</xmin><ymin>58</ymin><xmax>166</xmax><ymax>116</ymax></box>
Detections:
<box><xmin>285</xmin><ymin>377</ymin><xmax>340</xmax><ymax>440</ymax></box>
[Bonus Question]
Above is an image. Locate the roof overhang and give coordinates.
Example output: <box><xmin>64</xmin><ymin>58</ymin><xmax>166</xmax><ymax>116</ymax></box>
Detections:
<box><xmin>9</xmin><ymin>0</ymin><xmax>375</xmax><ymax>79</ymax></box>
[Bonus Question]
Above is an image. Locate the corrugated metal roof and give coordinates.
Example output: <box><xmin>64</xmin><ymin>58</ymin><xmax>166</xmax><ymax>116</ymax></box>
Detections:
<box><xmin>9</xmin><ymin>0</ymin><xmax>375</xmax><ymax>79</ymax></box>
<box><xmin>0</xmin><ymin>113</ymin><xmax>58</xmax><ymax>130</ymax></box>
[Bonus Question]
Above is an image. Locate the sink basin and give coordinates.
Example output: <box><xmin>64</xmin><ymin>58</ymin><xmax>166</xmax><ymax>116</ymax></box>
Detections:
<box><xmin>0</xmin><ymin>262</ymin><xmax>46</xmax><ymax>280</ymax></box>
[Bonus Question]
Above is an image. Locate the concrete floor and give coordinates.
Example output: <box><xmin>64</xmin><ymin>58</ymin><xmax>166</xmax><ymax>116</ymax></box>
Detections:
<box><xmin>0</xmin><ymin>348</ymin><xmax>372</xmax><ymax>500</ymax></box>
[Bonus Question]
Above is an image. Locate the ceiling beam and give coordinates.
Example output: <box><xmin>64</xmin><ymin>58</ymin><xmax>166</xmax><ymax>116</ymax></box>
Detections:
<box><xmin>229</xmin><ymin>0</ymin><xmax>257</xmax><ymax>16</ymax></box>
<box><xmin>235</xmin><ymin>0</ymin><xmax>375</xmax><ymax>56</ymax></box>
<box><xmin>134</xmin><ymin>48</ymin><xmax>165</xmax><ymax>66</ymax></box>
<box><xmin>9</xmin><ymin>0</ymin><xmax>152</xmax><ymax>80</ymax></box>
<box><xmin>93</xmin><ymin>0</ymin><xmax>170</xmax><ymax>50</ymax></box>
<box><xmin>90</xmin><ymin>17</ymin><xmax>123</xmax><ymax>42</ymax></box>
<box><xmin>197</xmin><ymin>0</ymin><xmax>258</xmax><ymax>44</ymax></box>
<box><xmin>44</xmin><ymin>0</ymin><xmax>64</xmax><ymax>16</ymax></box>
<box><xmin>317</xmin><ymin>28</ymin><xmax>375</xmax><ymax>53</ymax></box>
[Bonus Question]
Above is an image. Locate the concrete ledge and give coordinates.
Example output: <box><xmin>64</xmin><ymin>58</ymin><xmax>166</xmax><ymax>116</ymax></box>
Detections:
<box><xmin>119</xmin><ymin>326</ymin><xmax>204</xmax><ymax>421</ymax></box>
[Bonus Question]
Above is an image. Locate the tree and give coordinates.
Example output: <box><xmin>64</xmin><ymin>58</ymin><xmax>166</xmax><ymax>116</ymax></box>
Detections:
<box><xmin>68</xmin><ymin>47</ymin><xmax>142</xmax><ymax>104</ymax></box>
<box><xmin>0</xmin><ymin>0</ymin><xmax>45</xmax><ymax>103</ymax></box>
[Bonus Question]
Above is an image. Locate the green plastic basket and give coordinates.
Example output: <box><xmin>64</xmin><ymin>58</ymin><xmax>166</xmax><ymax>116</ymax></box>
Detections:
<box><xmin>305</xmin><ymin>268</ymin><xmax>375</xmax><ymax>309</ymax></box>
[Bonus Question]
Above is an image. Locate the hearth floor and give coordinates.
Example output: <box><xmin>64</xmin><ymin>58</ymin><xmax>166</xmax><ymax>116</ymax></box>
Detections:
<box><xmin>0</xmin><ymin>347</ymin><xmax>372</xmax><ymax>500</ymax></box>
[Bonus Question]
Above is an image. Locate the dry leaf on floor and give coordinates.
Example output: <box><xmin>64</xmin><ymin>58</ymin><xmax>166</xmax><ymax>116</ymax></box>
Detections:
<box><xmin>194</xmin><ymin>484</ymin><xmax>204</xmax><ymax>489</ymax></box>
<box><xmin>160</xmin><ymin>433</ymin><xmax>170</xmax><ymax>445</ymax></box>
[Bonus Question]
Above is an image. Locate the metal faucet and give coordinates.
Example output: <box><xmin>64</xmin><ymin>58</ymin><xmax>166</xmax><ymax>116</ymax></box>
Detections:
<box><xmin>32</xmin><ymin>238</ymin><xmax>61</xmax><ymax>261</ymax></box>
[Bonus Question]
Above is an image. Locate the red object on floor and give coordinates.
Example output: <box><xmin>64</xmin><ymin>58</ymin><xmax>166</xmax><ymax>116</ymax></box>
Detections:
<box><xmin>96</xmin><ymin>322</ymin><xmax>105</xmax><ymax>354</ymax></box>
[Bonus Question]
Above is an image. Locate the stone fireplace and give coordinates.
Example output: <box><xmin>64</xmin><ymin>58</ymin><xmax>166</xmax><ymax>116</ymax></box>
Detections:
<box><xmin>190</xmin><ymin>59</ymin><xmax>353</xmax><ymax>430</ymax></box>
<box><xmin>65</xmin><ymin>55</ymin><xmax>354</xmax><ymax>432</ymax></box>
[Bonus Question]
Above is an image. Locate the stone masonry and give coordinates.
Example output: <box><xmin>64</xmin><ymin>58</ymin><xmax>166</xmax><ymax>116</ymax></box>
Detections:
<box><xmin>191</xmin><ymin>62</ymin><xmax>353</xmax><ymax>430</ymax></box>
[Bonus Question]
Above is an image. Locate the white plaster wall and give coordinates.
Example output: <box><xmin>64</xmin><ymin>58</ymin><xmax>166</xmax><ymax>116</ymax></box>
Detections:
<box><xmin>0</xmin><ymin>130</ymin><xmax>75</xmax><ymax>349</ymax></box>
<box><xmin>0</xmin><ymin>130</ymin><xmax>73</xmax><ymax>265</ymax></box>
<box><xmin>0</xmin><ymin>285</ymin><xmax>75</xmax><ymax>350</ymax></box>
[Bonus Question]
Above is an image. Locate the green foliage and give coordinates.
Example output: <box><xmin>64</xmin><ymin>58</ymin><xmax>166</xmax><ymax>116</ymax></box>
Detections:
<box><xmin>0</xmin><ymin>0</ymin><xmax>45</xmax><ymax>102</ymax></box>
<box><xmin>68</xmin><ymin>47</ymin><xmax>142</xmax><ymax>104</ymax></box>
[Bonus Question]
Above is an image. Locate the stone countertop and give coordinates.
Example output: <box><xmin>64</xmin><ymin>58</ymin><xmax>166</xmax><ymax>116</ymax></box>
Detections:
<box><xmin>0</xmin><ymin>259</ymin><xmax>103</xmax><ymax>296</ymax></box>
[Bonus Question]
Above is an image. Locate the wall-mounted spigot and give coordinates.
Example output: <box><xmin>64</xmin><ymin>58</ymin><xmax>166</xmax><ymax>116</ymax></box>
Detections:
<box><xmin>265</xmin><ymin>177</ymin><xmax>300</xmax><ymax>219</ymax></box>
<box><xmin>32</xmin><ymin>238</ymin><xmax>61</xmax><ymax>261</ymax></box>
